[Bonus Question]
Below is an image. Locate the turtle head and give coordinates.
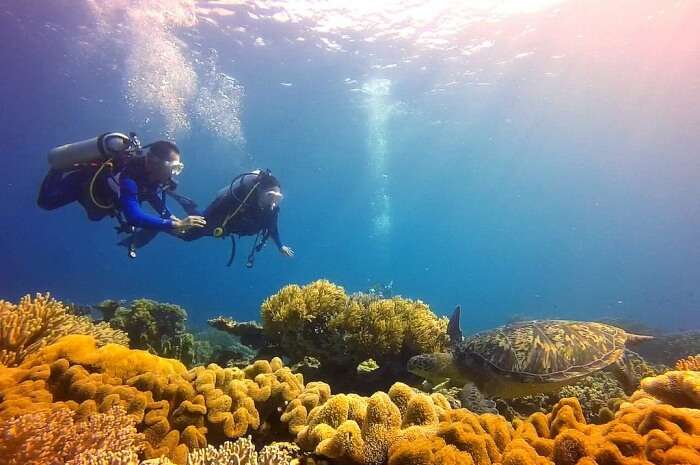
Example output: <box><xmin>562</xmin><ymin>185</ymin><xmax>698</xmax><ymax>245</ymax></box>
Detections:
<box><xmin>447</xmin><ymin>305</ymin><xmax>464</xmax><ymax>347</ymax></box>
<box><xmin>624</xmin><ymin>332</ymin><xmax>654</xmax><ymax>345</ymax></box>
<box><xmin>407</xmin><ymin>353</ymin><xmax>462</xmax><ymax>384</ymax></box>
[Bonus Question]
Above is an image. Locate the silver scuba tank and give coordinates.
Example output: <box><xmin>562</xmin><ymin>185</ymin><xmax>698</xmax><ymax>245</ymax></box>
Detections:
<box><xmin>48</xmin><ymin>132</ymin><xmax>133</xmax><ymax>171</ymax></box>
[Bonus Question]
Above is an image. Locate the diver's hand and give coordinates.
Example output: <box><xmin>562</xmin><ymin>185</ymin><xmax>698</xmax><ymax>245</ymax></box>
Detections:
<box><xmin>280</xmin><ymin>245</ymin><xmax>295</xmax><ymax>257</ymax></box>
<box><xmin>172</xmin><ymin>215</ymin><xmax>206</xmax><ymax>231</ymax></box>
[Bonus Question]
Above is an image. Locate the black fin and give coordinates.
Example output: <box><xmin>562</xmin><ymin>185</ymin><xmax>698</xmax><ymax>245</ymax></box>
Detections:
<box><xmin>447</xmin><ymin>305</ymin><xmax>463</xmax><ymax>346</ymax></box>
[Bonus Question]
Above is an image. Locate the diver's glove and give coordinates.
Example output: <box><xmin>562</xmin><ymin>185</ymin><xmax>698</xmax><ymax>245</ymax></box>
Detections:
<box><xmin>172</xmin><ymin>215</ymin><xmax>207</xmax><ymax>232</ymax></box>
<box><xmin>280</xmin><ymin>245</ymin><xmax>295</xmax><ymax>257</ymax></box>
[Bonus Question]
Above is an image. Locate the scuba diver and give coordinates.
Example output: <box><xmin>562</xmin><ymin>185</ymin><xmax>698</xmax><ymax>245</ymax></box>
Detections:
<box><xmin>122</xmin><ymin>169</ymin><xmax>294</xmax><ymax>268</ymax></box>
<box><xmin>37</xmin><ymin>132</ymin><xmax>206</xmax><ymax>255</ymax></box>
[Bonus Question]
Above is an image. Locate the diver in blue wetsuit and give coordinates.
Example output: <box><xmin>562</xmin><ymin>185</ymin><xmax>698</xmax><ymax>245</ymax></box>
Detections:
<box><xmin>38</xmin><ymin>134</ymin><xmax>206</xmax><ymax>255</ymax></box>
<box><xmin>124</xmin><ymin>169</ymin><xmax>294</xmax><ymax>267</ymax></box>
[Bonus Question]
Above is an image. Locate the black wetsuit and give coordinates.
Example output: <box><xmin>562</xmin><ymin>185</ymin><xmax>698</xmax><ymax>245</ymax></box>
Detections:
<box><xmin>180</xmin><ymin>185</ymin><xmax>282</xmax><ymax>248</ymax></box>
<box><xmin>122</xmin><ymin>172</ymin><xmax>284</xmax><ymax>264</ymax></box>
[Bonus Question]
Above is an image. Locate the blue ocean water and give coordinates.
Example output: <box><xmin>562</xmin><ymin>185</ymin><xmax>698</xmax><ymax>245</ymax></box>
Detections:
<box><xmin>1</xmin><ymin>0</ymin><xmax>698</xmax><ymax>333</ymax></box>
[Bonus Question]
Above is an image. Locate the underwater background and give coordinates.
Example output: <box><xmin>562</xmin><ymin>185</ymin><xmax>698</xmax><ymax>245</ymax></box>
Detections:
<box><xmin>1</xmin><ymin>0</ymin><xmax>699</xmax><ymax>334</ymax></box>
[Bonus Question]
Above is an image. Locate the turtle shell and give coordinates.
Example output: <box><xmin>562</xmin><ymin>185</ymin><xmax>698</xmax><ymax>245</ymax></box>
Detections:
<box><xmin>458</xmin><ymin>320</ymin><xmax>629</xmax><ymax>383</ymax></box>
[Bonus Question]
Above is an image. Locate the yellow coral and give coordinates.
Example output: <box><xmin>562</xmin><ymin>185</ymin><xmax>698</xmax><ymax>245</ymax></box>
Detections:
<box><xmin>260</xmin><ymin>280</ymin><xmax>448</xmax><ymax>369</ymax></box>
<box><xmin>0</xmin><ymin>293</ymin><xmax>128</xmax><ymax>367</ymax></box>
<box><xmin>292</xmin><ymin>383</ymin><xmax>456</xmax><ymax>465</ymax></box>
<box><xmin>639</xmin><ymin>370</ymin><xmax>700</xmax><ymax>409</ymax></box>
<box><xmin>382</xmin><ymin>390</ymin><xmax>700</xmax><ymax>465</ymax></box>
<box><xmin>676</xmin><ymin>355</ymin><xmax>700</xmax><ymax>371</ymax></box>
<box><xmin>0</xmin><ymin>335</ymin><xmax>311</xmax><ymax>465</ymax></box>
<box><xmin>281</xmin><ymin>381</ymin><xmax>333</xmax><ymax>436</ymax></box>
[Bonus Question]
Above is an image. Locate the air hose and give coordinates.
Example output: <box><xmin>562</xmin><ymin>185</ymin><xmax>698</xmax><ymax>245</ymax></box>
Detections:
<box><xmin>89</xmin><ymin>159</ymin><xmax>115</xmax><ymax>210</ymax></box>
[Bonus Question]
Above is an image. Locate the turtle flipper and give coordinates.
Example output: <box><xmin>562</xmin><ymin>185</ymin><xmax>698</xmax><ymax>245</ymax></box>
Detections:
<box><xmin>460</xmin><ymin>382</ymin><xmax>498</xmax><ymax>414</ymax></box>
<box><xmin>612</xmin><ymin>349</ymin><xmax>650</xmax><ymax>394</ymax></box>
<box><xmin>447</xmin><ymin>305</ymin><xmax>463</xmax><ymax>346</ymax></box>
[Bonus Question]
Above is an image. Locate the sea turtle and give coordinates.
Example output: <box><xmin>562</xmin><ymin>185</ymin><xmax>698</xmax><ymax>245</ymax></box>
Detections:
<box><xmin>408</xmin><ymin>306</ymin><xmax>653</xmax><ymax>412</ymax></box>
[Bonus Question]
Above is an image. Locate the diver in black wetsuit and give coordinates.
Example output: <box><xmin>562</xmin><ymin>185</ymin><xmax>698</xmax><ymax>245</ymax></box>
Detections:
<box><xmin>123</xmin><ymin>169</ymin><xmax>294</xmax><ymax>267</ymax></box>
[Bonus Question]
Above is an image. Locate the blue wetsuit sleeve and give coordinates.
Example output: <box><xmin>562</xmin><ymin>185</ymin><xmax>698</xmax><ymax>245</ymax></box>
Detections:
<box><xmin>119</xmin><ymin>177</ymin><xmax>174</xmax><ymax>230</ymax></box>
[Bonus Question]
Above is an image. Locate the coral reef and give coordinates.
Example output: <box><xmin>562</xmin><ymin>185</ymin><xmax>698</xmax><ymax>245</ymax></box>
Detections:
<box><xmin>0</xmin><ymin>406</ymin><xmax>142</xmax><ymax>465</ymax></box>
<box><xmin>676</xmin><ymin>355</ymin><xmax>700</xmax><ymax>371</ymax></box>
<box><xmin>494</xmin><ymin>371</ymin><xmax>626</xmax><ymax>424</ymax></box>
<box><xmin>103</xmin><ymin>298</ymin><xmax>198</xmax><ymax>366</ymax></box>
<box><xmin>0</xmin><ymin>293</ymin><xmax>128</xmax><ymax>367</ymax></box>
<box><xmin>385</xmin><ymin>394</ymin><xmax>700</xmax><ymax>465</ymax></box>
<box><xmin>192</xmin><ymin>327</ymin><xmax>259</xmax><ymax>368</ymax></box>
<box><xmin>279</xmin><ymin>374</ymin><xmax>700</xmax><ymax>465</ymax></box>
<box><xmin>260</xmin><ymin>280</ymin><xmax>448</xmax><ymax>368</ymax></box>
<box><xmin>280</xmin><ymin>382</ymin><xmax>453</xmax><ymax>465</ymax></box>
<box><xmin>257</xmin><ymin>280</ymin><xmax>448</xmax><ymax>393</ymax></box>
<box><xmin>186</xmin><ymin>436</ymin><xmax>300</xmax><ymax>465</ymax></box>
<box><xmin>3</xmin><ymin>291</ymin><xmax>700</xmax><ymax>465</ymax></box>
<box><xmin>0</xmin><ymin>335</ymin><xmax>306</xmax><ymax>464</ymax></box>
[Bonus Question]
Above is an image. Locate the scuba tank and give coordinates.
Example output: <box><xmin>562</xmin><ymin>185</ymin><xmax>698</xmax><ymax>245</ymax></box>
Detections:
<box><xmin>48</xmin><ymin>132</ymin><xmax>136</xmax><ymax>171</ymax></box>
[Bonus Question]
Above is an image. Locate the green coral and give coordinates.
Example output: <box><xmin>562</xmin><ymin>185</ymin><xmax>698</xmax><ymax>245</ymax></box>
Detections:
<box><xmin>103</xmin><ymin>298</ymin><xmax>199</xmax><ymax>367</ymax></box>
<box><xmin>192</xmin><ymin>327</ymin><xmax>258</xmax><ymax>368</ymax></box>
<box><xmin>260</xmin><ymin>280</ymin><xmax>449</xmax><ymax>370</ymax></box>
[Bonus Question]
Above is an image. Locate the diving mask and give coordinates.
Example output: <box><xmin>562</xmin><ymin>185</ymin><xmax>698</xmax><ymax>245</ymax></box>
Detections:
<box><xmin>260</xmin><ymin>189</ymin><xmax>283</xmax><ymax>209</ymax></box>
<box><xmin>164</xmin><ymin>160</ymin><xmax>184</xmax><ymax>177</ymax></box>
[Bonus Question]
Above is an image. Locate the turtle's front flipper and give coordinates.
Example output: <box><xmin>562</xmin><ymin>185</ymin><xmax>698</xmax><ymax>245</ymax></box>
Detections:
<box><xmin>460</xmin><ymin>382</ymin><xmax>498</xmax><ymax>414</ymax></box>
<box><xmin>612</xmin><ymin>349</ymin><xmax>653</xmax><ymax>394</ymax></box>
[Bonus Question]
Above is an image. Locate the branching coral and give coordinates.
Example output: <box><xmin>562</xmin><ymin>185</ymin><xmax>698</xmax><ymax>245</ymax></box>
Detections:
<box><xmin>260</xmin><ymin>280</ymin><xmax>448</xmax><ymax>371</ymax></box>
<box><xmin>187</xmin><ymin>436</ymin><xmax>300</xmax><ymax>465</ymax></box>
<box><xmin>0</xmin><ymin>406</ymin><xmax>142</xmax><ymax>465</ymax></box>
<box><xmin>0</xmin><ymin>293</ymin><xmax>128</xmax><ymax>367</ymax></box>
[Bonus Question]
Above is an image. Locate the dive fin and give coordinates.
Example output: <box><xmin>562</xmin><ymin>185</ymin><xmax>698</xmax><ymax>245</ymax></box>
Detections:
<box><xmin>117</xmin><ymin>228</ymin><xmax>160</xmax><ymax>250</ymax></box>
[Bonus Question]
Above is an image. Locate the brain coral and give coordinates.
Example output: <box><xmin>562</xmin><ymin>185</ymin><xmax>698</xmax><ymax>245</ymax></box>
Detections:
<box><xmin>0</xmin><ymin>293</ymin><xmax>128</xmax><ymax>367</ymax></box>
<box><xmin>260</xmin><ymin>280</ymin><xmax>448</xmax><ymax>369</ymax></box>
